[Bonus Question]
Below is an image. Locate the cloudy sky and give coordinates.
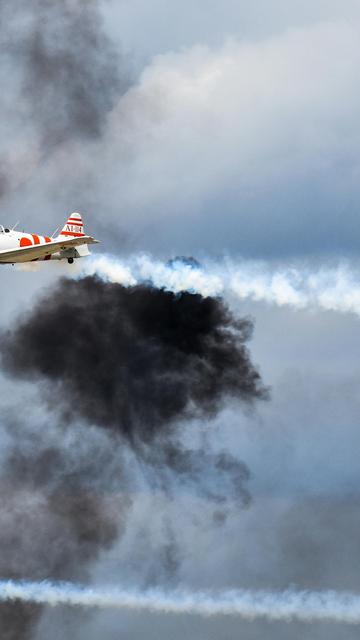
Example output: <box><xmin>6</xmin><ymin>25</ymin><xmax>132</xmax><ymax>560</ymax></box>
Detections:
<box><xmin>1</xmin><ymin>1</ymin><xmax>360</xmax><ymax>639</ymax></box>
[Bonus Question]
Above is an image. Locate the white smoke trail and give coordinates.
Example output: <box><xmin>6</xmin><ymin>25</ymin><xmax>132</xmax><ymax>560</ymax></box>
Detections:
<box><xmin>2</xmin><ymin>579</ymin><xmax>360</xmax><ymax>624</ymax></box>
<box><xmin>82</xmin><ymin>254</ymin><xmax>360</xmax><ymax>317</ymax></box>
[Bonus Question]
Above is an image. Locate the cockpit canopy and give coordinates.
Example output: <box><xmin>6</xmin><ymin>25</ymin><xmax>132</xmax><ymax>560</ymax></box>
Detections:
<box><xmin>0</xmin><ymin>226</ymin><xmax>10</xmax><ymax>233</ymax></box>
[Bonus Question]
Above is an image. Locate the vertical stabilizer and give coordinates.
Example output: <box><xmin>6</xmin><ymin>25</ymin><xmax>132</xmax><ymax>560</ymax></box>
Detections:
<box><xmin>60</xmin><ymin>212</ymin><xmax>85</xmax><ymax>238</ymax></box>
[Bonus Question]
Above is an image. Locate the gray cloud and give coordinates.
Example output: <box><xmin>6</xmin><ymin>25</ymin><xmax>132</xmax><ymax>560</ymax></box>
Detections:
<box><xmin>1</xmin><ymin>7</ymin><xmax>360</xmax><ymax>258</ymax></box>
<box><xmin>104</xmin><ymin>0</ymin><xmax>360</xmax><ymax>61</ymax></box>
<box><xmin>91</xmin><ymin>19</ymin><xmax>360</xmax><ymax>257</ymax></box>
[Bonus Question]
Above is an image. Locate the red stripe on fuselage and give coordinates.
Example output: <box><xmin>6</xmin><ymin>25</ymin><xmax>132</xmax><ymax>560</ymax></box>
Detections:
<box><xmin>60</xmin><ymin>231</ymin><xmax>85</xmax><ymax>237</ymax></box>
<box><xmin>20</xmin><ymin>237</ymin><xmax>33</xmax><ymax>247</ymax></box>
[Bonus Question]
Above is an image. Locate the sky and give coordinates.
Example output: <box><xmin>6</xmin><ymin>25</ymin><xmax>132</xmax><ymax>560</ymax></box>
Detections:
<box><xmin>1</xmin><ymin>1</ymin><xmax>360</xmax><ymax>639</ymax></box>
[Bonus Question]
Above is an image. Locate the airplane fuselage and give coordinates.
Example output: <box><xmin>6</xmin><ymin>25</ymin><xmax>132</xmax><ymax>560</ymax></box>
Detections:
<box><xmin>0</xmin><ymin>213</ymin><xmax>98</xmax><ymax>265</ymax></box>
<box><xmin>0</xmin><ymin>227</ymin><xmax>60</xmax><ymax>262</ymax></box>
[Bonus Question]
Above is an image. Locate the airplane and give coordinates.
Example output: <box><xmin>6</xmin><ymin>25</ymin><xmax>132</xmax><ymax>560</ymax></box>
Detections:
<box><xmin>0</xmin><ymin>212</ymin><xmax>99</xmax><ymax>265</ymax></box>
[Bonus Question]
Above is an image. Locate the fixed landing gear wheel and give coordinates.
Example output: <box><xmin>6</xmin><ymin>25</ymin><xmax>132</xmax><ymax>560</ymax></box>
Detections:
<box><xmin>68</xmin><ymin>258</ymin><xmax>74</xmax><ymax>264</ymax></box>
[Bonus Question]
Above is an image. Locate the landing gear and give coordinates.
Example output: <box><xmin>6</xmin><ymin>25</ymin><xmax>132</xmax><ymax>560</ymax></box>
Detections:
<box><xmin>68</xmin><ymin>258</ymin><xmax>74</xmax><ymax>264</ymax></box>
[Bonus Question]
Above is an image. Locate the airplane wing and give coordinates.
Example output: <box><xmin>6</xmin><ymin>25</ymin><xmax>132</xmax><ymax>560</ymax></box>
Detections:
<box><xmin>0</xmin><ymin>236</ymin><xmax>99</xmax><ymax>263</ymax></box>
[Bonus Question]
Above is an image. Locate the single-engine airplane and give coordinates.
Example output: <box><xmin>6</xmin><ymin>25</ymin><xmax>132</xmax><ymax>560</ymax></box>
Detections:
<box><xmin>0</xmin><ymin>212</ymin><xmax>99</xmax><ymax>265</ymax></box>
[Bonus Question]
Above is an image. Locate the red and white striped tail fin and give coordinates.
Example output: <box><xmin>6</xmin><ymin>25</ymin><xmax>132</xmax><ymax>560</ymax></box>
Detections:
<box><xmin>60</xmin><ymin>212</ymin><xmax>85</xmax><ymax>238</ymax></box>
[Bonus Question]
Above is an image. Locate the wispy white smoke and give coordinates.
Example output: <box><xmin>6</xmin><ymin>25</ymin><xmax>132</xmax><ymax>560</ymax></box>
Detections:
<box><xmin>83</xmin><ymin>254</ymin><xmax>360</xmax><ymax>317</ymax></box>
<box><xmin>3</xmin><ymin>580</ymin><xmax>360</xmax><ymax>624</ymax></box>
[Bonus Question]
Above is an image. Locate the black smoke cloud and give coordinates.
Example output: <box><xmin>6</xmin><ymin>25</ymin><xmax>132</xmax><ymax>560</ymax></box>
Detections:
<box><xmin>14</xmin><ymin>0</ymin><xmax>124</xmax><ymax>147</ymax></box>
<box><xmin>0</xmin><ymin>278</ymin><xmax>267</xmax><ymax>638</ymax></box>
<box><xmin>1</xmin><ymin>276</ymin><xmax>267</xmax><ymax>443</ymax></box>
<box><xmin>0</xmin><ymin>414</ymin><xmax>128</xmax><ymax>640</ymax></box>
<box><xmin>0</xmin><ymin>0</ymin><xmax>129</xmax><ymax>199</ymax></box>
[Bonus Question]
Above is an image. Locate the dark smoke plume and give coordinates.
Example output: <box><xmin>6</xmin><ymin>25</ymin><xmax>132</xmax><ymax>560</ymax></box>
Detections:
<box><xmin>0</xmin><ymin>277</ymin><xmax>267</xmax><ymax>638</ymax></box>
<box><xmin>0</xmin><ymin>416</ymin><xmax>128</xmax><ymax>639</ymax></box>
<box><xmin>146</xmin><ymin>444</ymin><xmax>252</xmax><ymax>510</ymax></box>
<box><xmin>14</xmin><ymin>0</ymin><xmax>124</xmax><ymax>147</ymax></box>
<box><xmin>0</xmin><ymin>0</ymin><xmax>129</xmax><ymax>199</ymax></box>
<box><xmin>1</xmin><ymin>276</ymin><xmax>267</xmax><ymax>444</ymax></box>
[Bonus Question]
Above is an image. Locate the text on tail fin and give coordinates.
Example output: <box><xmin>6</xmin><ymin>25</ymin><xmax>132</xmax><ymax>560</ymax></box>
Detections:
<box><xmin>60</xmin><ymin>212</ymin><xmax>85</xmax><ymax>237</ymax></box>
